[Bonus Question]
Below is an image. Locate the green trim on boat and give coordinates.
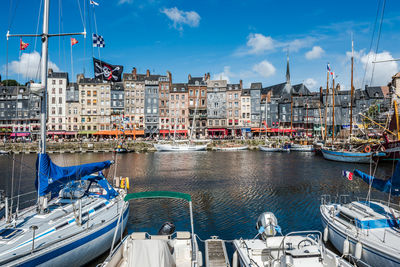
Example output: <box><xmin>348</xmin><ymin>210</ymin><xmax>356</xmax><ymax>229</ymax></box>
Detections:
<box><xmin>124</xmin><ymin>191</ymin><xmax>191</xmax><ymax>202</ymax></box>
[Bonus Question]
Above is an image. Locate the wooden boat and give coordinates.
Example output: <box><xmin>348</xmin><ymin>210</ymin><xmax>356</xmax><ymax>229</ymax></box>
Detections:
<box><xmin>321</xmin><ymin>148</ymin><xmax>385</xmax><ymax>163</ymax></box>
<box><xmin>216</xmin><ymin>145</ymin><xmax>248</xmax><ymax>151</ymax></box>
<box><xmin>290</xmin><ymin>144</ymin><xmax>314</xmax><ymax>152</ymax></box>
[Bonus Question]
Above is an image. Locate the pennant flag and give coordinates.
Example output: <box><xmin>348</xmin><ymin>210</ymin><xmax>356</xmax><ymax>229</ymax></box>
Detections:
<box><xmin>20</xmin><ymin>39</ymin><xmax>29</xmax><ymax>50</ymax></box>
<box><xmin>71</xmin><ymin>38</ymin><xmax>78</xmax><ymax>46</ymax></box>
<box><xmin>92</xmin><ymin>34</ymin><xmax>105</xmax><ymax>48</ymax></box>
<box><xmin>327</xmin><ymin>63</ymin><xmax>331</xmax><ymax>72</ymax></box>
<box><xmin>342</xmin><ymin>170</ymin><xmax>353</xmax><ymax>181</ymax></box>
<box><xmin>90</xmin><ymin>0</ymin><xmax>99</xmax><ymax>6</ymax></box>
<box><xmin>93</xmin><ymin>58</ymin><xmax>123</xmax><ymax>82</ymax></box>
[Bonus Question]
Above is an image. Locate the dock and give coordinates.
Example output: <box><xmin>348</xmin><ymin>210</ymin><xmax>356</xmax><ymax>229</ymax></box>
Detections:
<box><xmin>205</xmin><ymin>236</ymin><xmax>230</xmax><ymax>267</ymax></box>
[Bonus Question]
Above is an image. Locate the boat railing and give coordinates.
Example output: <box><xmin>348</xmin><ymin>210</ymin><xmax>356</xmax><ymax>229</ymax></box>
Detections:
<box><xmin>278</xmin><ymin>230</ymin><xmax>323</xmax><ymax>258</ymax></box>
<box><xmin>2</xmin><ymin>191</ymin><xmax>38</xmax><ymax>220</ymax></box>
<box><xmin>321</xmin><ymin>194</ymin><xmax>351</xmax><ymax>205</ymax></box>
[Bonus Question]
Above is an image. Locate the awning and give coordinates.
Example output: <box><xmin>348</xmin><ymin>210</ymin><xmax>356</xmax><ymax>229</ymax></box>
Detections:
<box><xmin>208</xmin><ymin>129</ymin><xmax>227</xmax><ymax>132</ymax></box>
<box><xmin>93</xmin><ymin>130</ymin><xmax>123</xmax><ymax>136</ymax></box>
<box><xmin>251</xmin><ymin>128</ymin><xmax>267</xmax><ymax>133</ymax></box>
<box><xmin>65</xmin><ymin>131</ymin><xmax>78</xmax><ymax>136</ymax></box>
<box><xmin>124</xmin><ymin>130</ymin><xmax>145</xmax><ymax>136</ymax></box>
<box><xmin>10</xmin><ymin>132</ymin><xmax>30</xmax><ymax>137</ymax></box>
<box><xmin>78</xmin><ymin>130</ymin><xmax>97</xmax><ymax>135</ymax></box>
<box><xmin>159</xmin><ymin>130</ymin><xmax>170</xmax><ymax>134</ymax></box>
<box><xmin>47</xmin><ymin>131</ymin><xmax>66</xmax><ymax>135</ymax></box>
<box><xmin>241</xmin><ymin>128</ymin><xmax>251</xmax><ymax>132</ymax></box>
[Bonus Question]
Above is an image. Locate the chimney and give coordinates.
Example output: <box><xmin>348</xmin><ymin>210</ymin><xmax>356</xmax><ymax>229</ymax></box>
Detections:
<box><xmin>77</xmin><ymin>73</ymin><xmax>85</xmax><ymax>83</ymax></box>
<box><xmin>167</xmin><ymin>71</ymin><xmax>172</xmax><ymax>84</ymax></box>
<box><xmin>188</xmin><ymin>74</ymin><xmax>192</xmax><ymax>81</ymax></box>
<box><xmin>146</xmin><ymin>69</ymin><xmax>150</xmax><ymax>77</ymax></box>
<box><xmin>204</xmin><ymin>73</ymin><xmax>207</xmax><ymax>81</ymax></box>
<box><xmin>239</xmin><ymin>79</ymin><xmax>243</xmax><ymax>89</ymax></box>
<box><xmin>207</xmin><ymin>72</ymin><xmax>210</xmax><ymax>80</ymax></box>
<box><xmin>48</xmin><ymin>68</ymin><xmax>53</xmax><ymax>76</ymax></box>
<box><xmin>132</xmin><ymin>67</ymin><xmax>137</xmax><ymax>79</ymax></box>
<box><xmin>267</xmin><ymin>91</ymin><xmax>271</xmax><ymax>103</ymax></box>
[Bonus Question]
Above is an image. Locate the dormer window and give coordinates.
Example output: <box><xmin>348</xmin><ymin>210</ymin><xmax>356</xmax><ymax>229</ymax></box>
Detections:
<box><xmin>195</xmin><ymin>81</ymin><xmax>199</xmax><ymax>85</ymax></box>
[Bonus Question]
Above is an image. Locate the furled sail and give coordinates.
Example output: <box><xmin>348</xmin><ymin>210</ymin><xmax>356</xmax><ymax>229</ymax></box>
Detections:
<box><xmin>35</xmin><ymin>153</ymin><xmax>112</xmax><ymax>196</ymax></box>
<box><xmin>354</xmin><ymin>161</ymin><xmax>400</xmax><ymax>196</ymax></box>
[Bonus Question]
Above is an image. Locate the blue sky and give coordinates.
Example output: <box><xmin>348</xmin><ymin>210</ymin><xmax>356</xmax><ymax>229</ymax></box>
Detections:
<box><xmin>1</xmin><ymin>0</ymin><xmax>399</xmax><ymax>91</ymax></box>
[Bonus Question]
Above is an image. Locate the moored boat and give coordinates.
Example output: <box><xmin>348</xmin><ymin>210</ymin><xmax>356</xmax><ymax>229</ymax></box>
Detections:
<box><xmin>102</xmin><ymin>191</ymin><xmax>202</xmax><ymax>267</ymax></box>
<box><xmin>232</xmin><ymin>212</ymin><xmax>353</xmax><ymax>267</ymax></box>
<box><xmin>290</xmin><ymin>143</ymin><xmax>314</xmax><ymax>152</ymax></box>
<box><xmin>216</xmin><ymin>145</ymin><xmax>248</xmax><ymax>151</ymax></box>
<box><xmin>154</xmin><ymin>142</ymin><xmax>207</xmax><ymax>152</ymax></box>
<box><xmin>321</xmin><ymin>148</ymin><xmax>385</xmax><ymax>163</ymax></box>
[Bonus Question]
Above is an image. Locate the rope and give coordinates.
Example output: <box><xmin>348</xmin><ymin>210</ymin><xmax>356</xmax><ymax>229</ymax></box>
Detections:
<box><xmin>361</xmin><ymin>0</ymin><xmax>382</xmax><ymax>89</ymax></box>
<box><xmin>370</xmin><ymin>0</ymin><xmax>386</xmax><ymax>86</ymax></box>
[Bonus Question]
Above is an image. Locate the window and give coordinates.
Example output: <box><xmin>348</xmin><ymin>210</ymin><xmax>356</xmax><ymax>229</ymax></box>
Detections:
<box><xmin>93</xmin><ymin>90</ymin><xmax>97</xmax><ymax>97</ymax></box>
<box><xmin>59</xmin><ymin>80</ymin><xmax>63</xmax><ymax>85</ymax></box>
<box><xmin>59</xmin><ymin>88</ymin><xmax>62</xmax><ymax>94</ymax></box>
<box><xmin>59</xmin><ymin>97</ymin><xmax>62</xmax><ymax>104</ymax></box>
<box><xmin>52</xmin><ymin>88</ymin><xmax>56</xmax><ymax>94</ymax></box>
<box><xmin>58</xmin><ymin>107</ymin><xmax>62</xmax><ymax>114</ymax></box>
<box><xmin>52</xmin><ymin>80</ymin><xmax>56</xmax><ymax>85</ymax></box>
<box><xmin>87</xmin><ymin>91</ymin><xmax>91</xmax><ymax>97</ymax></box>
<box><xmin>87</xmin><ymin>99</ymin><xmax>91</xmax><ymax>105</ymax></box>
<box><xmin>209</xmin><ymin>120</ymin><xmax>213</xmax><ymax>126</ymax></box>
<box><xmin>52</xmin><ymin>97</ymin><xmax>56</xmax><ymax>104</ymax></box>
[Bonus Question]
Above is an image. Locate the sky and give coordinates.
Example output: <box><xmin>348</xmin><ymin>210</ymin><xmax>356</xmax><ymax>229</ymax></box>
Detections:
<box><xmin>1</xmin><ymin>0</ymin><xmax>399</xmax><ymax>91</ymax></box>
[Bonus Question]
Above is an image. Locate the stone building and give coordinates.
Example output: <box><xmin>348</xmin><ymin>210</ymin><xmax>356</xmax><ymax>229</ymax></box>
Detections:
<box><xmin>240</xmin><ymin>89</ymin><xmax>251</xmax><ymax>134</ymax></box>
<box><xmin>187</xmin><ymin>74</ymin><xmax>208</xmax><ymax>138</ymax></box>
<box><xmin>123</xmin><ymin>68</ymin><xmax>146</xmax><ymax>131</ymax></box>
<box><xmin>77</xmin><ymin>75</ymin><xmax>111</xmax><ymax>134</ymax></box>
<box><xmin>207</xmin><ymin>79</ymin><xmax>227</xmax><ymax>137</ymax></box>
<box><xmin>144</xmin><ymin>70</ymin><xmax>160</xmax><ymax>137</ymax></box>
<box><xmin>0</xmin><ymin>85</ymin><xmax>40</xmax><ymax>139</ymax></box>
<box><xmin>226</xmin><ymin>81</ymin><xmax>242</xmax><ymax>136</ymax></box>
<box><xmin>65</xmin><ymin>82</ymin><xmax>80</xmax><ymax>133</ymax></box>
<box><xmin>169</xmin><ymin>83</ymin><xmax>189</xmax><ymax>138</ymax></box>
<box><xmin>250</xmin><ymin>82</ymin><xmax>262</xmax><ymax>127</ymax></box>
<box><xmin>158</xmin><ymin>72</ymin><xmax>172</xmax><ymax>138</ymax></box>
<box><xmin>110</xmin><ymin>82</ymin><xmax>124</xmax><ymax>128</ymax></box>
<box><xmin>47</xmin><ymin>69</ymin><xmax>68</xmax><ymax>131</ymax></box>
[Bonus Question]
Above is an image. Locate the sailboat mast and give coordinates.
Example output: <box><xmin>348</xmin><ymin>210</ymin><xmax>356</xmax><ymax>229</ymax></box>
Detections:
<box><xmin>290</xmin><ymin>95</ymin><xmax>293</xmax><ymax>137</ymax></box>
<box><xmin>350</xmin><ymin>39</ymin><xmax>354</xmax><ymax>138</ymax></box>
<box><xmin>324</xmin><ymin>72</ymin><xmax>329</xmax><ymax>141</ymax></box>
<box><xmin>40</xmin><ymin>0</ymin><xmax>50</xmax><ymax>154</ymax></box>
<box><xmin>332</xmin><ymin>77</ymin><xmax>335</xmax><ymax>143</ymax></box>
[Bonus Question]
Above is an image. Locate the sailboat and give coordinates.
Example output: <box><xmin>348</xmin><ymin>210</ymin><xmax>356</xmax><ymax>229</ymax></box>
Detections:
<box><xmin>154</xmin><ymin>88</ymin><xmax>207</xmax><ymax>152</ymax></box>
<box><xmin>0</xmin><ymin>1</ymin><xmax>129</xmax><ymax>265</ymax></box>
<box><xmin>321</xmin><ymin>162</ymin><xmax>400</xmax><ymax>266</ymax></box>
<box><xmin>321</xmin><ymin>40</ymin><xmax>384</xmax><ymax>163</ymax></box>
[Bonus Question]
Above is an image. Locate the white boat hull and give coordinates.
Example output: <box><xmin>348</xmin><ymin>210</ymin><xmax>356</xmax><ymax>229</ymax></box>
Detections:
<box><xmin>290</xmin><ymin>145</ymin><xmax>314</xmax><ymax>152</ymax></box>
<box><xmin>259</xmin><ymin>145</ymin><xmax>289</xmax><ymax>152</ymax></box>
<box><xmin>216</xmin><ymin>146</ymin><xmax>248</xmax><ymax>151</ymax></box>
<box><xmin>321</xmin><ymin>205</ymin><xmax>400</xmax><ymax>267</ymax></box>
<box><xmin>154</xmin><ymin>143</ymin><xmax>207</xmax><ymax>152</ymax></box>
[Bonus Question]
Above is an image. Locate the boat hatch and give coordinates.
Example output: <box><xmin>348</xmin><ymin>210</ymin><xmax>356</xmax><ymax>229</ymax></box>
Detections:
<box><xmin>337</xmin><ymin>211</ymin><xmax>356</xmax><ymax>226</ymax></box>
<box><xmin>0</xmin><ymin>228</ymin><xmax>23</xmax><ymax>240</ymax></box>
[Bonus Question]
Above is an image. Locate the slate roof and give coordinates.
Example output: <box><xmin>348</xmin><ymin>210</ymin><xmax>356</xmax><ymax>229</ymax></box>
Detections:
<box><xmin>250</xmin><ymin>82</ymin><xmax>262</xmax><ymax>90</ymax></box>
<box><xmin>227</xmin><ymin>84</ymin><xmax>240</xmax><ymax>91</ymax></box>
<box><xmin>171</xmin><ymin>83</ymin><xmax>188</xmax><ymax>93</ymax></box>
<box><xmin>241</xmin><ymin>89</ymin><xmax>250</xmax><ymax>96</ymax></box>
<box><xmin>262</xmin><ymin>82</ymin><xmax>310</xmax><ymax>98</ymax></box>
<box><xmin>123</xmin><ymin>73</ymin><xmax>146</xmax><ymax>81</ymax></box>
<box><xmin>365</xmin><ymin>86</ymin><xmax>384</xmax><ymax>99</ymax></box>
<box><xmin>188</xmin><ymin>77</ymin><xmax>206</xmax><ymax>86</ymax></box>
<box><xmin>48</xmin><ymin>72</ymin><xmax>68</xmax><ymax>79</ymax></box>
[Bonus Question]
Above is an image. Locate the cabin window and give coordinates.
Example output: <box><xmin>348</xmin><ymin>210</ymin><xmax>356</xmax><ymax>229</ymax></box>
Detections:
<box><xmin>337</xmin><ymin>211</ymin><xmax>356</xmax><ymax>226</ymax></box>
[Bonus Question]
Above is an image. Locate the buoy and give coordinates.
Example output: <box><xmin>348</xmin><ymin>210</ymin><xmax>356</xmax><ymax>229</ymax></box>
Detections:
<box><xmin>323</xmin><ymin>227</ymin><xmax>329</xmax><ymax>242</ymax></box>
<box><xmin>120</xmin><ymin>177</ymin><xmax>130</xmax><ymax>189</ymax></box>
<box><xmin>232</xmin><ymin>251</ymin><xmax>238</xmax><ymax>267</ymax></box>
<box><xmin>197</xmin><ymin>251</ymin><xmax>203</xmax><ymax>266</ymax></box>
<box><xmin>355</xmin><ymin>242</ymin><xmax>362</xmax><ymax>259</ymax></box>
<box><xmin>343</xmin><ymin>238</ymin><xmax>350</xmax><ymax>255</ymax></box>
<box><xmin>364</xmin><ymin>145</ymin><xmax>371</xmax><ymax>153</ymax></box>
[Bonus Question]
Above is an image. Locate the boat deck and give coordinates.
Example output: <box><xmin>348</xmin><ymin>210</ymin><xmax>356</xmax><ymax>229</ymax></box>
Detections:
<box><xmin>205</xmin><ymin>237</ymin><xmax>230</xmax><ymax>267</ymax></box>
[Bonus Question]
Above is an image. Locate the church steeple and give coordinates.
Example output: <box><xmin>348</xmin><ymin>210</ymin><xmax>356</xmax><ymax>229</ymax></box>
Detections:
<box><xmin>286</xmin><ymin>50</ymin><xmax>290</xmax><ymax>85</ymax></box>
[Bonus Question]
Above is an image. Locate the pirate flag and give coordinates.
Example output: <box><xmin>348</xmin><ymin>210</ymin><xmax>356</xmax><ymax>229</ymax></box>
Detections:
<box><xmin>93</xmin><ymin>58</ymin><xmax>123</xmax><ymax>82</ymax></box>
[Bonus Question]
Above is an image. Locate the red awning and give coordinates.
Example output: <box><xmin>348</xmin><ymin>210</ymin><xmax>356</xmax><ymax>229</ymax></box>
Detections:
<box><xmin>10</xmin><ymin>132</ymin><xmax>30</xmax><ymax>137</ymax></box>
<box><xmin>47</xmin><ymin>131</ymin><xmax>66</xmax><ymax>135</ymax></box>
<box><xmin>65</xmin><ymin>131</ymin><xmax>78</xmax><ymax>135</ymax></box>
<box><xmin>160</xmin><ymin>130</ymin><xmax>170</xmax><ymax>134</ymax></box>
<box><xmin>208</xmin><ymin>129</ymin><xmax>226</xmax><ymax>132</ymax></box>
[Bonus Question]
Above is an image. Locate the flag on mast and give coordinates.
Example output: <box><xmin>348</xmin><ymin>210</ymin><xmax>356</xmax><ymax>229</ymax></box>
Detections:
<box><xmin>20</xmin><ymin>39</ymin><xmax>29</xmax><ymax>50</ymax></box>
<box><xmin>92</xmin><ymin>34</ymin><xmax>105</xmax><ymax>48</ymax></box>
<box><xmin>90</xmin><ymin>0</ymin><xmax>99</xmax><ymax>6</ymax></box>
<box><xmin>71</xmin><ymin>38</ymin><xmax>78</xmax><ymax>46</ymax></box>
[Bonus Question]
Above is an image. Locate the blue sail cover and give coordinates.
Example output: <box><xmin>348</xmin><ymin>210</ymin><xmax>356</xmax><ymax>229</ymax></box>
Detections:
<box><xmin>35</xmin><ymin>153</ymin><xmax>112</xmax><ymax>196</ymax></box>
<box><xmin>354</xmin><ymin>161</ymin><xmax>400</xmax><ymax>196</ymax></box>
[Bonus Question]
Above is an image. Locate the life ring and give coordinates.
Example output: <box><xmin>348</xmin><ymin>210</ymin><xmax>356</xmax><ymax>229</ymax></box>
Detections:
<box><xmin>364</xmin><ymin>145</ymin><xmax>371</xmax><ymax>153</ymax></box>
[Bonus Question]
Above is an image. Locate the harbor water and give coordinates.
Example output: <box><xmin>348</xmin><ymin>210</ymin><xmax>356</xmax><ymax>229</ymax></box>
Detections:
<box><xmin>0</xmin><ymin>151</ymin><xmax>397</xmax><ymax>264</ymax></box>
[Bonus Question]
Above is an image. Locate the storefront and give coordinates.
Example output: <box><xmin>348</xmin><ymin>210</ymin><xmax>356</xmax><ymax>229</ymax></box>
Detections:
<box><xmin>207</xmin><ymin>128</ymin><xmax>228</xmax><ymax>138</ymax></box>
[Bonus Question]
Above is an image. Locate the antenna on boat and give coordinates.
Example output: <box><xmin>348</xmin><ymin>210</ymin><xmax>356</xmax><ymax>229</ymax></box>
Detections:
<box><xmin>6</xmin><ymin>0</ymin><xmax>86</xmax><ymax>213</ymax></box>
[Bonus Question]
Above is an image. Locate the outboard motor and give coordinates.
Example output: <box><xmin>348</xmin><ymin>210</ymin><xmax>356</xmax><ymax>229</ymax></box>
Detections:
<box><xmin>158</xmin><ymin>221</ymin><xmax>176</xmax><ymax>235</ymax></box>
<box><xmin>256</xmin><ymin>212</ymin><xmax>278</xmax><ymax>240</ymax></box>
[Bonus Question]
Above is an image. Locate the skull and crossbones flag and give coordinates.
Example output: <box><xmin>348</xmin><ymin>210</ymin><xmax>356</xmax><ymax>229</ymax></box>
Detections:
<box><xmin>93</xmin><ymin>58</ymin><xmax>123</xmax><ymax>82</ymax></box>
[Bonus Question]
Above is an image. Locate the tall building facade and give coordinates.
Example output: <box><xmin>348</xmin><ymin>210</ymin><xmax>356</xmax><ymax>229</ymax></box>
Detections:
<box><xmin>207</xmin><ymin>79</ymin><xmax>227</xmax><ymax>137</ymax></box>
<box><xmin>144</xmin><ymin>71</ymin><xmax>160</xmax><ymax>137</ymax></box>
<box><xmin>47</xmin><ymin>70</ymin><xmax>68</xmax><ymax>131</ymax></box>
<box><xmin>188</xmin><ymin>74</ymin><xmax>208</xmax><ymax>138</ymax></box>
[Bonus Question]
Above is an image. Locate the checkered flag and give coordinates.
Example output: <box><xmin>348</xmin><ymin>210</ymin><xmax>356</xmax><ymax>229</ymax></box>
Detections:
<box><xmin>92</xmin><ymin>34</ymin><xmax>105</xmax><ymax>48</ymax></box>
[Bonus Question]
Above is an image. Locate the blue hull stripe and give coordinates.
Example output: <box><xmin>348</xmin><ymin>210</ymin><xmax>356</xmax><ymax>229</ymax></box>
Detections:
<box><xmin>19</xmin><ymin>208</ymin><xmax>129</xmax><ymax>267</ymax></box>
<box><xmin>321</xmin><ymin>216</ymin><xmax>400</xmax><ymax>264</ymax></box>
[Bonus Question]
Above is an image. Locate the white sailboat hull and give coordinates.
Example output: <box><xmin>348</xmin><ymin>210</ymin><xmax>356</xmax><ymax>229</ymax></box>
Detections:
<box><xmin>259</xmin><ymin>145</ymin><xmax>289</xmax><ymax>152</ymax></box>
<box><xmin>321</xmin><ymin>203</ymin><xmax>400</xmax><ymax>267</ymax></box>
<box><xmin>216</xmin><ymin>145</ymin><xmax>248</xmax><ymax>151</ymax></box>
<box><xmin>290</xmin><ymin>145</ymin><xmax>314</xmax><ymax>152</ymax></box>
<box><xmin>154</xmin><ymin>143</ymin><xmax>207</xmax><ymax>152</ymax></box>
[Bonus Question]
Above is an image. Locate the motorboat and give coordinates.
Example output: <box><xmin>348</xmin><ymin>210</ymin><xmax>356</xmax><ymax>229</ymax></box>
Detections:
<box><xmin>290</xmin><ymin>143</ymin><xmax>314</xmax><ymax>152</ymax></box>
<box><xmin>232</xmin><ymin>212</ymin><xmax>353</xmax><ymax>267</ymax></box>
<box><xmin>216</xmin><ymin>145</ymin><xmax>248</xmax><ymax>151</ymax></box>
<box><xmin>102</xmin><ymin>191</ymin><xmax>202</xmax><ymax>267</ymax></box>
<box><xmin>259</xmin><ymin>144</ymin><xmax>290</xmax><ymax>152</ymax></box>
<box><xmin>320</xmin><ymin>161</ymin><xmax>400</xmax><ymax>267</ymax></box>
<box><xmin>154</xmin><ymin>142</ymin><xmax>207</xmax><ymax>152</ymax></box>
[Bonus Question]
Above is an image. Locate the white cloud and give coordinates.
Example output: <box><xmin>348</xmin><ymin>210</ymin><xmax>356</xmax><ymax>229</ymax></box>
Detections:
<box><xmin>161</xmin><ymin>7</ymin><xmax>200</xmax><ymax>31</ymax></box>
<box><xmin>252</xmin><ymin>60</ymin><xmax>276</xmax><ymax>78</ymax></box>
<box><xmin>6</xmin><ymin>51</ymin><xmax>60</xmax><ymax>79</ymax></box>
<box><xmin>118</xmin><ymin>0</ymin><xmax>133</xmax><ymax>4</ymax></box>
<box><xmin>347</xmin><ymin>50</ymin><xmax>398</xmax><ymax>86</ymax></box>
<box><xmin>304</xmin><ymin>78</ymin><xmax>317</xmax><ymax>89</ymax></box>
<box><xmin>212</xmin><ymin>66</ymin><xmax>232</xmax><ymax>83</ymax></box>
<box><xmin>246</xmin><ymin>33</ymin><xmax>275</xmax><ymax>55</ymax></box>
<box><xmin>237</xmin><ymin>33</ymin><xmax>316</xmax><ymax>56</ymax></box>
<box><xmin>305</xmin><ymin>46</ymin><xmax>324</xmax><ymax>60</ymax></box>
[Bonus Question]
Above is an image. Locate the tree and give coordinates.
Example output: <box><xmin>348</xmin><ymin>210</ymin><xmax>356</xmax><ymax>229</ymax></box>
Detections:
<box><xmin>2</xmin><ymin>79</ymin><xmax>21</xmax><ymax>86</ymax></box>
